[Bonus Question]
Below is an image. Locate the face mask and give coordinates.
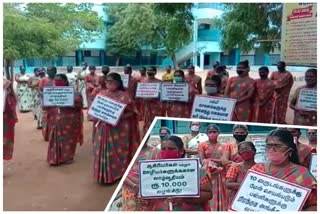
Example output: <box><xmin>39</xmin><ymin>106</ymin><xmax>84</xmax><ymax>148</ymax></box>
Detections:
<box><xmin>236</xmin><ymin>70</ymin><xmax>245</xmax><ymax>76</ymax></box>
<box><xmin>208</xmin><ymin>133</ymin><xmax>218</xmax><ymax>141</ymax></box>
<box><xmin>190</xmin><ymin>125</ymin><xmax>200</xmax><ymax>132</ymax></box>
<box><xmin>305</xmin><ymin>78</ymin><xmax>316</xmax><ymax>85</ymax></box>
<box><xmin>47</xmin><ymin>72</ymin><xmax>56</xmax><ymax>78</ymax></box>
<box><xmin>55</xmin><ymin>80</ymin><xmax>67</xmax><ymax>86</ymax></box>
<box><xmin>174</xmin><ymin>77</ymin><xmax>183</xmax><ymax>83</ymax></box>
<box><xmin>240</xmin><ymin>151</ymin><xmax>255</xmax><ymax>161</ymax></box>
<box><xmin>266</xmin><ymin>149</ymin><xmax>291</xmax><ymax>165</ymax></box>
<box><xmin>160</xmin><ymin>150</ymin><xmax>181</xmax><ymax>159</ymax></box>
<box><xmin>147</xmin><ymin>72</ymin><xmax>156</xmax><ymax>77</ymax></box>
<box><xmin>259</xmin><ymin>74</ymin><xmax>268</xmax><ymax>79</ymax></box>
<box><xmin>159</xmin><ymin>134</ymin><xmax>168</xmax><ymax>141</ymax></box>
<box><xmin>233</xmin><ymin>134</ymin><xmax>247</xmax><ymax>142</ymax></box>
<box><xmin>277</xmin><ymin>66</ymin><xmax>285</xmax><ymax>72</ymax></box>
<box><xmin>205</xmin><ymin>86</ymin><xmax>218</xmax><ymax>94</ymax></box>
<box><xmin>307</xmin><ymin>135</ymin><xmax>317</xmax><ymax>141</ymax></box>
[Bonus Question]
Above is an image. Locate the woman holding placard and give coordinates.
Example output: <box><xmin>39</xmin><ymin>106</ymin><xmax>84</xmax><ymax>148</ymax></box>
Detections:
<box><xmin>224</xmin><ymin>60</ymin><xmax>255</xmax><ymax>122</ymax></box>
<box><xmin>250</xmin><ymin>129</ymin><xmax>317</xmax><ymax>211</ymax></box>
<box><xmin>3</xmin><ymin>79</ymin><xmax>18</xmax><ymax>160</ymax></box>
<box><xmin>289</xmin><ymin>68</ymin><xmax>317</xmax><ymax>126</ymax></box>
<box><xmin>142</xmin><ymin>66</ymin><xmax>164</xmax><ymax>134</ymax></box>
<box><xmin>147</xmin><ymin>135</ymin><xmax>212</xmax><ymax>211</ymax></box>
<box><xmin>225</xmin><ymin>141</ymin><xmax>256</xmax><ymax>203</ymax></box>
<box><xmin>166</xmin><ymin>70</ymin><xmax>199</xmax><ymax>118</ymax></box>
<box><xmin>198</xmin><ymin>124</ymin><xmax>229</xmax><ymax>211</ymax></box>
<box><xmin>93</xmin><ymin>72</ymin><xmax>140</xmax><ymax>184</ymax></box>
<box><xmin>47</xmin><ymin>74</ymin><xmax>84</xmax><ymax>166</ymax></box>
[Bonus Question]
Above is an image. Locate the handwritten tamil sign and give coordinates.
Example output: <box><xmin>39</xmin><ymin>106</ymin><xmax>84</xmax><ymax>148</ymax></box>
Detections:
<box><xmin>309</xmin><ymin>153</ymin><xmax>317</xmax><ymax>180</ymax></box>
<box><xmin>296</xmin><ymin>88</ymin><xmax>316</xmax><ymax>111</ymax></box>
<box><xmin>281</xmin><ymin>3</ymin><xmax>317</xmax><ymax>65</ymax></box>
<box><xmin>43</xmin><ymin>87</ymin><xmax>74</xmax><ymax>107</ymax></box>
<box><xmin>160</xmin><ymin>83</ymin><xmax>189</xmax><ymax>102</ymax></box>
<box><xmin>136</xmin><ymin>82</ymin><xmax>161</xmax><ymax>98</ymax></box>
<box><xmin>139</xmin><ymin>159</ymin><xmax>200</xmax><ymax>198</ymax></box>
<box><xmin>191</xmin><ymin>95</ymin><xmax>236</xmax><ymax>121</ymax></box>
<box><xmin>120</xmin><ymin>74</ymin><xmax>129</xmax><ymax>88</ymax></box>
<box><xmin>88</xmin><ymin>95</ymin><xmax>127</xmax><ymax>126</ymax></box>
<box><xmin>230</xmin><ymin>170</ymin><xmax>311</xmax><ymax>211</ymax></box>
<box><xmin>253</xmin><ymin>139</ymin><xmax>269</xmax><ymax>163</ymax></box>
<box><xmin>3</xmin><ymin>90</ymin><xmax>6</xmax><ymax>112</ymax></box>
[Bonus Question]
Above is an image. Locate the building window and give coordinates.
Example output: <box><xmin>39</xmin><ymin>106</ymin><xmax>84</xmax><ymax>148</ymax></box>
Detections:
<box><xmin>198</xmin><ymin>23</ymin><xmax>210</xmax><ymax>30</ymax></box>
<box><xmin>204</xmin><ymin>54</ymin><xmax>210</xmax><ymax>66</ymax></box>
<box><xmin>84</xmin><ymin>50</ymin><xmax>91</xmax><ymax>57</ymax></box>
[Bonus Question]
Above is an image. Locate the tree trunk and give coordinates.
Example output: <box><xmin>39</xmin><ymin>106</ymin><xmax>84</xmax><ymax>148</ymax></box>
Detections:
<box><xmin>115</xmin><ymin>57</ymin><xmax>121</xmax><ymax>66</ymax></box>
<box><xmin>10</xmin><ymin>61</ymin><xmax>14</xmax><ymax>81</ymax></box>
<box><xmin>4</xmin><ymin>59</ymin><xmax>13</xmax><ymax>80</ymax></box>
<box><xmin>171</xmin><ymin>54</ymin><xmax>179</xmax><ymax>70</ymax></box>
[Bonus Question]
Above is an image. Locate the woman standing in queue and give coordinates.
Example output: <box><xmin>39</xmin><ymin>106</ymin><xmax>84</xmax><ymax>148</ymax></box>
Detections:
<box><xmin>147</xmin><ymin>135</ymin><xmax>212</xmax><ymax>211</ymax></box>
<box><xmin>47</xmin><ymin>74</ymin><xmax>84</xmax><ymax>166</ymax></box>
<box><xmin>225</xmin><ymin>141</ymin><xmax>256</xmax><ymax>203</ymax></box>
<box><xmin>93</xmin><ymin>72</ymin><xmax>140</xmax><ymax>184</ymax></box>
<box><xmin>3</xmin><ymin>78</ymin><xmax>18</xmax><ymax>160</ymax></box>
<box><xmin>142</xmin><ymin>66</ymin><xmax>164</xmax><ymax>134</ymax></box>
<box><xmin>198</xmin><ymin>124</ymin><xmax>230</xmax><ymax>211</ymax></box>
<box><xmin>250</xmin><ymin>129</ymin><xmax>317</xmax><ymax>211</ymax></box>
<box><xmin>225</xmin><ymin>60</ymin><xmax>255</xmax><ymax>122</ymax></box>
<box><xmin>15</xmin><ymin>65</ymin><xmax>33</xmax><ymax>112</ymax></box>
<box><xmin>39</xmin><ymin>66</ymin><xmax>57</xmax><ymax>141</ymax></box>
<box><xmin>290</xmin><ymin>68</ymin><xmax>317</xmax><ymax>126</ymax></box>
<box><xmin>205</xmin><ymin>75</ymin><xmax>223</xmax><ymax>97</ymax></box>
<box><xmin>166</xmin><ymin>70</ymin><xmax>199</xmax><ymax>118</ymax></box>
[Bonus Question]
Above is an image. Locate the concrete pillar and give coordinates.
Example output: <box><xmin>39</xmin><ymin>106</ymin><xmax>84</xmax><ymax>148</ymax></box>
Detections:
<box><xmin>76</xmin><ymin>50</ymin><xmax>83</xmax><ymax>66</ymax></box>
<box><xmin>264</xmin><ymin>53</ymin><xmax>270</xmax><ymax>65</ymax></box>
<box><xmin>235</xmin><ymin>48</ymin><xmax>240</xmax><ymax>65</ymax></box>
<box><xmin>100</xmin><ymin>50</ymin><xmax>106</xmax><ymax>65</ymax></box>
<box><xmin>200</xmin><ymin>52</ymin><xmax>205</xmax><ymax>70</ymax></box>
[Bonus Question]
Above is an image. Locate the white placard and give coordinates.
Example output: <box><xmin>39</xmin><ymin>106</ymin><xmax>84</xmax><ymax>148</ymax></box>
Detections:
<box><xmin>136</xmin><ymin>82</ymin><xmax>161</xmax><ymax>98</ymax></box>
<box><xmin>296</xmin><ymin>88</ymin><xmax>317</xmax><ymax>111</ymax></box>
<box><xmin>43</xmin><ymin>87</ymin><xmax>74</xmax><ymax>107</ymax></box>
<box><xmin>253</xmin><ymin>139</ymin><xmax>269</xmax><ymax>163</ymax></box>
<box><xmin>160</xmin><ymin>83</ymin><xmax>189</xmax><ymax>102</ymax></box>
<box><xmin>191</xmin><ymin>95</ymin><xmax>236</xmax><ymax>121</ymax></box>
<box><xmin>309</xmin><ymin>153</ymin><xmax>317</xmax><ymax>180</ymax></box>
<box><xmin>139</xmin><ymin>159</ymin><xmax>200</xmax><ymax>198</ymax></box>
<box><xmin>230</xmin><ymin>170</ymin><xmax>311</xmax><ymax>211</ymax></box>
<box><xmin>88</xmin><ymin>95</ymin><xmax>127</xmax><ymax>126</ymax></box>
<box><xmin>120</xmin><ymin>74</ymin><xmax>129</xmax><ymax>88</ymax></box>
<box><xmin>3</xmin><ymin>90</ymin><xmax>7</xmax><ymax>112</ymax></box>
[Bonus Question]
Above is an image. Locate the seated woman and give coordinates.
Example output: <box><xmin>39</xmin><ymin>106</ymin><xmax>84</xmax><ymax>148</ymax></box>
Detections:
<box><xmin>250</xmin><ymin>129</ymin><xmax>317</xmax><ymax>211</ymax></box>
<box><xmin>147</xmin><ymin>135</ymin><xmax>213</xmax><ymax>211</ymax></box>
<box><xmin>225</xmin><ymin>141</ymin><xmax>256</xmax><ymax>203</ymax></box>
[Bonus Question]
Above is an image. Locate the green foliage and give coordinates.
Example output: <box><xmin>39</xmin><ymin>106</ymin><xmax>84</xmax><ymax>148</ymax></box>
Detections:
<box><xmin>3</xmin><ymin>3</ymin><xmax>103</xmax><ymax>61</ymax></box>
<box><xmin>105</xmin><ymin>3</ymin><xmax>193</xmax><ymax>65</ymax></box>
<box><xmin>214</xmin><ymin>3</ymin><xmax>282</xmax><ymax>53</ymax></box>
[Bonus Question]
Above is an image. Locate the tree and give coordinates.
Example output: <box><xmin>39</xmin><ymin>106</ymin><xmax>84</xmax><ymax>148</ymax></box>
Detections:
<box><xmin>3</xmin><ymin>3</ymin><xmax>103</xmax><ymax>80</ymax></box>
<box><xmin>213</xmin><ymin>3</ymin><xmax>282</xmax><ymax>53</ymax></box>
<box><xmin>105</xmin><ymin>3</ymin><xmax>193</xmax><ymax>68</ymax></box>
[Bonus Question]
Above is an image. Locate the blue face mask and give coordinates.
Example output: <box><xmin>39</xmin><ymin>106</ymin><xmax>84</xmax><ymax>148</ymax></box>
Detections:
<box><xmin>307</xmin><ymin>135</ymin><xmax>317</xmax><ymax>141</ymax></box>
<box><xmin>174</xmin><ymin>77</ymin><xmax>183</xmax><ymax>83</ymax></box>
<box><xmin>160</xmin><ymin>134</ymin><xmax>168</xmax><ymax>141</ymax></box>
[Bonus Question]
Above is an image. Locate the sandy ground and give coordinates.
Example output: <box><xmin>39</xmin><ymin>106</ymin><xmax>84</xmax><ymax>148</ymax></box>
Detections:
<box><xmin>3</xmin><ymin>111</ymin><xmax>118</xmax><ymax>211</ymax></box>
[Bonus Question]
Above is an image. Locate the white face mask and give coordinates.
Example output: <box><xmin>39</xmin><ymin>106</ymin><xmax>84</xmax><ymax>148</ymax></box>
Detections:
<box><xmin>191</xmin><ymin>125</ymin><xmax>200</xmax><ymax>132</ymax></box>
<box><xmin>205</xmin><ymin>86</ymin><xmax>218</xmax><ymax>94</ymax></box>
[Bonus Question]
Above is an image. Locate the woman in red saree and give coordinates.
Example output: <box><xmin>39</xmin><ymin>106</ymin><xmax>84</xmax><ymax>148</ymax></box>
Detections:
<box><xmin>122</xmin><ymin>136</ymin><xmax>157</xmax><ymax>211</ymax></box>
<box><xmin>124</xmin><ymin>66</ymin><xmax>138</xmax><ymax>99</ymax></box>
<box><xmin>290</xmin><ymin>68</ymin><xmax>317</xmax><ymax>126</ymax></box>
<box><xmin>270</xmin><ymin>61</ymin><xmax>294</xmax><ymax>124</ymax></box>
<box><xmin>253</xmin><ymin>66</ymin><xmax>275</xmax><ymax>123</ymax></box>
<box><xmin>185</xmin><ymin>65</ymin><xmax>202</xmax><ymax>94</ymax></box>
<box><xmin>198</xmin><ymin>124</ymin><xmax>229</xmax><ymax>211</ymax></box>
<box><xmin>166</xmin><ymin>70</ymin><xmax>199</xmax><ymax>118</ymax></box>
<box><xmin>225</xmin><ymin>60</ymin><xmax>255</xmax><ymax>122</ymax></box>
<box><xmin>250</xmin><ymin>129</ymin><xmax>317</xmax><ymax>211</ymax></box>
<box><xmin>93</xmin><ymin>72</ymin><xmax>140</xmax><ymax>184</ymax></box>
<box><xmin>3</xmin><ymin>79</ymin><xmax>18</xmax><ymax>160</ymax></box>
<box><xmin>47</xmin><ymin>74</ymin><xmax>83</xmax><ymax>166</ymax></box>
<box><xmin>287</xmin><ymin>128</ymin><xmax>316</xmax><ymax>169</ymax></box>
<box><xmin>225</xmin><ymin>141</ymin><xmax>256</xmax><ymax>203</ymax></box>
<box><xmin>39</xmin><ymin>66</ymin><xmax>56</xmax><ymax>141</ymax></box>
<box><xmin>85</xmin><ymin>65</ymin><xmax>99</xmax><ymax>114</ymax></box>
<box><xmin>142</xmin><ymin>66</ymin><xmax>164</xmax><ymax>134</ymax></box>
<box><xmin>147</xmin><ymin>135</ymin><xmax>212</xmax><ymax>211</ymax></box>
<box><xmin>205</xmin><ymin>75</ymin><xmax>223</xmax><ymax>97</ymax></box>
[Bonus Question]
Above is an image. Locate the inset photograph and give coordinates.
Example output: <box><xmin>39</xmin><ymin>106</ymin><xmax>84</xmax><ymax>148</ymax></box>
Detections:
<box><xmin>108</xmin><ymin>118</ymin><xmax>317</xmax><ymax>211</ymax></box>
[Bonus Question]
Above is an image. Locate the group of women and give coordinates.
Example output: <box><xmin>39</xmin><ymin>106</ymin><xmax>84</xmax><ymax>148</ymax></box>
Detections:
<box><xmin>121</xmin><ymin>123</ymin><xmax>317</xmax><ymax>211</ymax></box>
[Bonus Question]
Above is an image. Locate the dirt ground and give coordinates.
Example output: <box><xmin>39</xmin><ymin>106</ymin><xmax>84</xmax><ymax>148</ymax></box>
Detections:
<box><xmin>3</xmin><ymin>111</ymin><xmax>118</xmax><ymax>211</ymax></box>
